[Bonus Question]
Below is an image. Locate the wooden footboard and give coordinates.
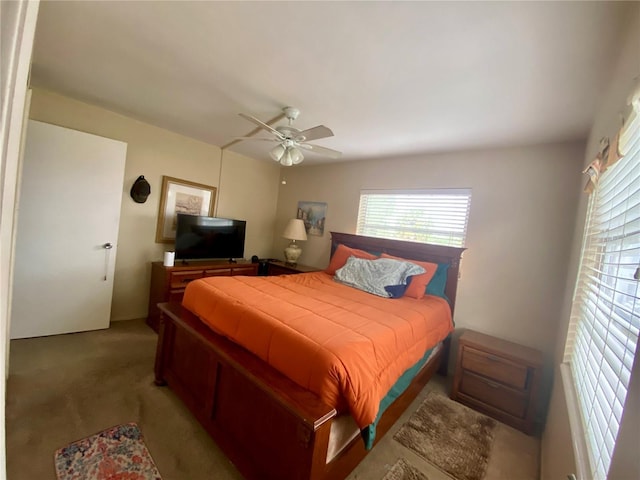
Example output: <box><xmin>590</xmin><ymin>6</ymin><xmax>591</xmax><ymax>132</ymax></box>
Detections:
<box><xmin>155</xmin><ymin>301</ymin><xmax>337</xmax><ymax>479</ymax></box>
<box><xmin>155</xmin><ymin>302</ymin><xmax>444</xmax><ymax>480</ymax></box>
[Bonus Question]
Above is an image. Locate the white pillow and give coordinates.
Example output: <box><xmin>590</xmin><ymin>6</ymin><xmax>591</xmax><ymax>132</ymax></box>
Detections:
<box><xmin>334</xmin><ymin>257</ymin><xmax>425</xmax><ymax>298</ymax></box>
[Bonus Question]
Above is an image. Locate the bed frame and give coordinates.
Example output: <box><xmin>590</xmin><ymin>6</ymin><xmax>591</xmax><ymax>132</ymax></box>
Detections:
<box><xmin>154</xmin><ymin>232</ymin><xmax>465</xmax><ymax>480</ymax></box>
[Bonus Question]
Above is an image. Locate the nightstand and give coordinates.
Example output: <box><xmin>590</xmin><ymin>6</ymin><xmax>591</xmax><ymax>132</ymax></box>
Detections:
<box><xmin>267</xmin><ymin>260</ymin><xmax>320</xmax><ymax>276</ymax></box>
<box><xmin>450</xmin><ymin>330</ymin><xmax>543</xmax><ymax>435</ymax></box>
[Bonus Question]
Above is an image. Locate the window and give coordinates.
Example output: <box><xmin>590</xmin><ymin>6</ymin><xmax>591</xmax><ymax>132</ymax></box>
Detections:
<box><xmin>356</xmin><ymin>189</ymin><xmax>471</xmax><ymax>247</ymax></box>
<box><xmin>563</xmin><ymin>101</ymin><xmax>639</xmax><ymax>480</ymax></box>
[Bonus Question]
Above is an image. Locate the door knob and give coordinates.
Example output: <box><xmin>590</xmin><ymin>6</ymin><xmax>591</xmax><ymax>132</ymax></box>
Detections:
<box><xmin>103</xmin><ymin>243</ymin><xmax>113</xmax><ymax>249</ymax></box>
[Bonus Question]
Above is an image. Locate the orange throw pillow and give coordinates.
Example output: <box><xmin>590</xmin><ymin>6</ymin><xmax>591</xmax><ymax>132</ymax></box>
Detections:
<box><xmin>326</xmin><ymin>244</ymin><xmax>378</xmax><ymax>275</ymax></box>
<box><xmin>380</xmin><ymin>253</ymin><xmax>437</xmax><ymax>299</ymax></box>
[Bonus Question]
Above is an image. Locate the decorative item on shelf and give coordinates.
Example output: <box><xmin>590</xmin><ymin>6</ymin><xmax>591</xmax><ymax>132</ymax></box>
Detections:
<box><xmin>282</xmin><ymin>218</ymin><xmax>307</xmax><ymax>265</ymax></box>
<box><xmin>130</xmin><ymin>175</ymin><xmax>151</xmax><ymax>203</ymax></box>
<box><xmin>163</xmin><ymin>251</ymin><xmax>175</xmax><ymax>267</ymax></box>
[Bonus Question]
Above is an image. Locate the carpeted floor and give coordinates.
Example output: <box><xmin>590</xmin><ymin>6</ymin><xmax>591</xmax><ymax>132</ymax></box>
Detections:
<box><xmin>6</xmin><ymin>319</ymin><xmax>540</xmax><ymax>480</ymax></box>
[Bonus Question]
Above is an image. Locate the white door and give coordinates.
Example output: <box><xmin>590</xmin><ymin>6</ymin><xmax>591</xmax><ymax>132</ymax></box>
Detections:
<box><xmin>10</xmin><ymin>120</ymin><xmax>127</xmax><ymax>339</ymax></box>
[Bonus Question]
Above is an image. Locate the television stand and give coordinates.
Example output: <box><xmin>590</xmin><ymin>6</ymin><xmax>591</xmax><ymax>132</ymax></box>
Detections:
<box><xmin>146</xmin><ymin>260</ymin><xmax>259</xmax><ymax>332</ymax></box>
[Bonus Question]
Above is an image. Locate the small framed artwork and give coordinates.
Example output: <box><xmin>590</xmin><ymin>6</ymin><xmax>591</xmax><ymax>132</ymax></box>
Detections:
<box><xmin>155</xmin><ymin>176</ymin><xmax>217</xmax><ymax>243</ymax></box>
<box><xmin>296</xmin><ymin>201</ymin><xmax>327</xmax><ymax>236</ymax></box>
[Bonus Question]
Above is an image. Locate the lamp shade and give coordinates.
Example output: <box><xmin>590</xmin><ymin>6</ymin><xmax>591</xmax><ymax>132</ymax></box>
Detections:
<box><xmin>281</xmin><ymin>148</ymin><xmax>293</xmax><ymax>167</ymax></box>
<box><xmin>270</xmin><ymin>144</ymin><xmax>285</xmax><ymax>162</ymax></box>
<box><xmin>282</xmin><ymin>218</ymin><xmax>307</xmax><ymax>241</ymax></box>
<box><xmin>290</xmin><ymin>147</ymin><xmax>304</xmax><ymax>164</ymax></box>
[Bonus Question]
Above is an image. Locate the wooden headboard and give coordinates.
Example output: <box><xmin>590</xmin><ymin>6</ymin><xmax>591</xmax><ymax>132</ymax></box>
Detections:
<box><xmin>330</xmin><ymin>232</ymin><xmax>466</xmax><ymax>315</ymax></box>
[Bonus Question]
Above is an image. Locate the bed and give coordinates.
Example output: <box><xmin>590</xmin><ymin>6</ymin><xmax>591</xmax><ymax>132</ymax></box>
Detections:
<box><xmin>154</xmin><ymin>232</ymin><xmax>465</xmax><ymax>480</ymax></box>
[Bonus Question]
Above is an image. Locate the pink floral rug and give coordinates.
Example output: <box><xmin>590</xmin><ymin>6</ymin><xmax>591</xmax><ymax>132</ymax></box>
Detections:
<box><xmin>54</xmin><ymin>423</ymin><xmax>162</xmax><ymax>480</ymax></box>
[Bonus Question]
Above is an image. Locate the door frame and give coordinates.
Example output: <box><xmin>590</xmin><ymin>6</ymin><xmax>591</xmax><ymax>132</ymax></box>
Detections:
<box><xmin>0</xmin><ymin>0</ymin><xmax>40</xmax><ymax>477</ymax></box>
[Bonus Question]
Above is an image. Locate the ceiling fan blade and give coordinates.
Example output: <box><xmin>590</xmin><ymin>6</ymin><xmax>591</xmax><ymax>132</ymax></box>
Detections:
<box><xmin>239</xmin><ymin>113</ymin><xmax>285</xmax><ymax>139</ymax></box>
<box><xmin>298</xmin><ymin>125</ymin><xmax>334</xmax><ymax>142</ymax></box>
<box><xmin>298</xmin><ymin>143</ymin><xmax>342</xmax><ymax>158</ymax></box>
<box><xmin>233</xmin><ymin>137</ymin><xmax>277</xmax><ymax>142</ymax></box>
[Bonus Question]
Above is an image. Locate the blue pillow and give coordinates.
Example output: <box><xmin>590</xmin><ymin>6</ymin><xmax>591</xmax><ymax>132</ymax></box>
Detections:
<box><xmin>425</xmin><ymin>263</ymin><xmax>449</xmax><ymax>299</ymax></box>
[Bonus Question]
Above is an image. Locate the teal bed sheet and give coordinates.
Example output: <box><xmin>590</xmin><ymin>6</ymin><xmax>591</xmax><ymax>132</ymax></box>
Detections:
<box><xmin>360</xmin><ymin>342</ymin><xmax>441</xmax><ymax>449</ymax></box>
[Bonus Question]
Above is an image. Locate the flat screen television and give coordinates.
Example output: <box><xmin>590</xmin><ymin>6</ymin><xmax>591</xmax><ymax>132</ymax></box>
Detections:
<box><xmin>175</xmin><ymin>214</ymin><xmax>246</xmax><ymax>261</ymax></box>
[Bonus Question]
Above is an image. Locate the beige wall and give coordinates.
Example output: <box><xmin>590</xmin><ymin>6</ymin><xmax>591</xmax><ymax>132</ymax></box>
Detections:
<box><xmin>541</xmin><ymin>5</ymin><xmax>640</xmax><ymax>479</ymax></box>
<box><xmin>216</xmin><ymin>148</ymin><xmax>281</xmax><ymax>259</ymax></box>
<box><xmin>272</xmin><ymin>142</ymin><xmax>584</xmax><ymax>365</ymax></box>
<box><xmin>28</xmin><ymin>88</ymin><xmax>280</xmax><ymax>321</ymax></box>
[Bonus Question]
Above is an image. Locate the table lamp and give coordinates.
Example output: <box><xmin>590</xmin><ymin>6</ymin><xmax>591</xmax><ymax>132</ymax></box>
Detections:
<box><xmin>282</xmin><ymin>218</ymin><xmax>307</xmax><ymax>265</ymax></box>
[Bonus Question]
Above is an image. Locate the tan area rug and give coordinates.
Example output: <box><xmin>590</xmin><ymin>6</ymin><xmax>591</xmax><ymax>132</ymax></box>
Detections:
<box><xmin>393</xmin><ymin>393</ymin><xmax>496</xmax><ymax>480</ymax></box>
<box><xmin>382</xmin><ymin>458</ymin><xmax>429</xmax><ymax>480</ymax></box>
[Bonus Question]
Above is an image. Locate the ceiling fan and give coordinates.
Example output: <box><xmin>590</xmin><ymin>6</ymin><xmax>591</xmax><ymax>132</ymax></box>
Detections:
<box><xmin>235</xmin><ymin>106</ymin><xmax>342</xmax><ymax>166</ymax></box>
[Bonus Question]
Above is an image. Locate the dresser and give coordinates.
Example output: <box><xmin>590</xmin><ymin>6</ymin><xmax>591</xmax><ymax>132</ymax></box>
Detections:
<box><xmin>450</xmin><ymin>330</ymin><xmax>543</xmax><ymax>434</ymax></box>
<box><xmin>147</xmin><ymin>260</ymin><xmax>258</xmax><ymax>332</ymax></box>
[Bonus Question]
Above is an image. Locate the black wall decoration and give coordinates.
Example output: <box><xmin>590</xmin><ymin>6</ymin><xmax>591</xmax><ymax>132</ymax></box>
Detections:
<box><xmin>130</xmin><ymin>175</ymin><xmax>151</xmax><ymax>203</ymax></box>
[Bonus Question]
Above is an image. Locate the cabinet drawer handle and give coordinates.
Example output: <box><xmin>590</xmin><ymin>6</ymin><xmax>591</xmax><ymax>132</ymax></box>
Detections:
<box><xmin>485</xmin><ymin>379</ymin><xmax>502</xmax><ymax>389</ymax></box>
<box><xmin>485</xmin><ymin>354</ymin><xmax>502</xmax><ymax>362</ymax></box>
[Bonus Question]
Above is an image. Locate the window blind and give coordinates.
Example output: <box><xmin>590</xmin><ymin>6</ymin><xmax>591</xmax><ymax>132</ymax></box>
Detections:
<box><xmin>564</xmin><ymin>106</ymin><xmax>640</xmax><ymax>480</ymax></box>
<box><xmin>356</xmin><ymin>189</ymin><xmax>471</xmax><ymax>247</ymax></box>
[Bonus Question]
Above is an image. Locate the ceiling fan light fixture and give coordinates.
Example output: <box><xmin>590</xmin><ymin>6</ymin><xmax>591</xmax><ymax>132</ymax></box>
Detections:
<box><xmin>270</xmin><ymin>144</ymin><xmax>285</xmax><ymax>162</ymax></box>
<box><xmin>290</xmin><ymin>147</ymin><xmax>304</xmax><ymax>165</ymax></box>
<box><xmin>239</xmin><ymin>107</ymin><xmax>341</xmax><ymax>164</ymax></box>
<box><xmin>281</xmin><ymin>148</ymin><xmax>294</xmax><ymax>167</ymax></box>
<box><xmin>271</xmin><ymin>145</ymin><xmax>304</xmax><ymax>166</ymax></box>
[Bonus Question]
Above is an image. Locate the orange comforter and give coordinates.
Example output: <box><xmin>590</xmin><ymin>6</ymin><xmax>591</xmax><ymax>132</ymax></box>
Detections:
<box><xmin>182</xmin><ymin>271</ymin><xmax>453</xmax><ymax>429</ymax></box>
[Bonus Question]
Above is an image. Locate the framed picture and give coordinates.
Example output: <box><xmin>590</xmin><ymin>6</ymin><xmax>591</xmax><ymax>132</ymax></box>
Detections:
<box><xmin>155</xmin><ymin>176</ymin><xmax>217</xmax><ymax>243</ymax></box>
<box><xmin>296</xmin><ymin>201</ymin><xmax>327</xmax><ymax>236</ymax></box>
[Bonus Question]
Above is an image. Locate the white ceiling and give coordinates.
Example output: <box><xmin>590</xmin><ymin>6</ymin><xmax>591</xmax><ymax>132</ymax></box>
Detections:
<box><xmin>30</xmin><ymin>1</ymin><xmax>632</xmax><ymax>164</ymax></box>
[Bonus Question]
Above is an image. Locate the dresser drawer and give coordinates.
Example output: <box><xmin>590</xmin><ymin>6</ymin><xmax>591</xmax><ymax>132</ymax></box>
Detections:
<box><xmin>460</xmin><ymin>371</ymin><xmax>527</xmax><ymax>418</ymax></box>
<box><xmin>169</xmin><ymin>270</ymin><xmax>204</xmax><ymax>288</ymax></box>
<box><xmin>204</xmin><ymin>268</ymin><xmax>232</xmax><ymax>277</ymax></box>
<box><xmin>231</xmin><ymin>265</ymin><xmax>258</xmax><ymax>276</ymax></box>
<box><xmin>462</xmin><ymin>347</ymin><xmax>528</xmax><ymax>390</ymax></box>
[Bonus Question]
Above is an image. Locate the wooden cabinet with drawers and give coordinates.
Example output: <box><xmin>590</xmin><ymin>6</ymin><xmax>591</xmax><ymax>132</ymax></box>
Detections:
<box><xmin>266</xmin><ymin>260</ymin><xmax>320</xmax><ymax>276</ymax></box>
<box><xmin>450</xmin><ymin>330</ymin><xmax>543</xmax><ymax>434</ymax></box>
<box><xmin>147</xmin><ymin>260</ymin><xmax>258</xmax><ymax>332</ymax></box>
